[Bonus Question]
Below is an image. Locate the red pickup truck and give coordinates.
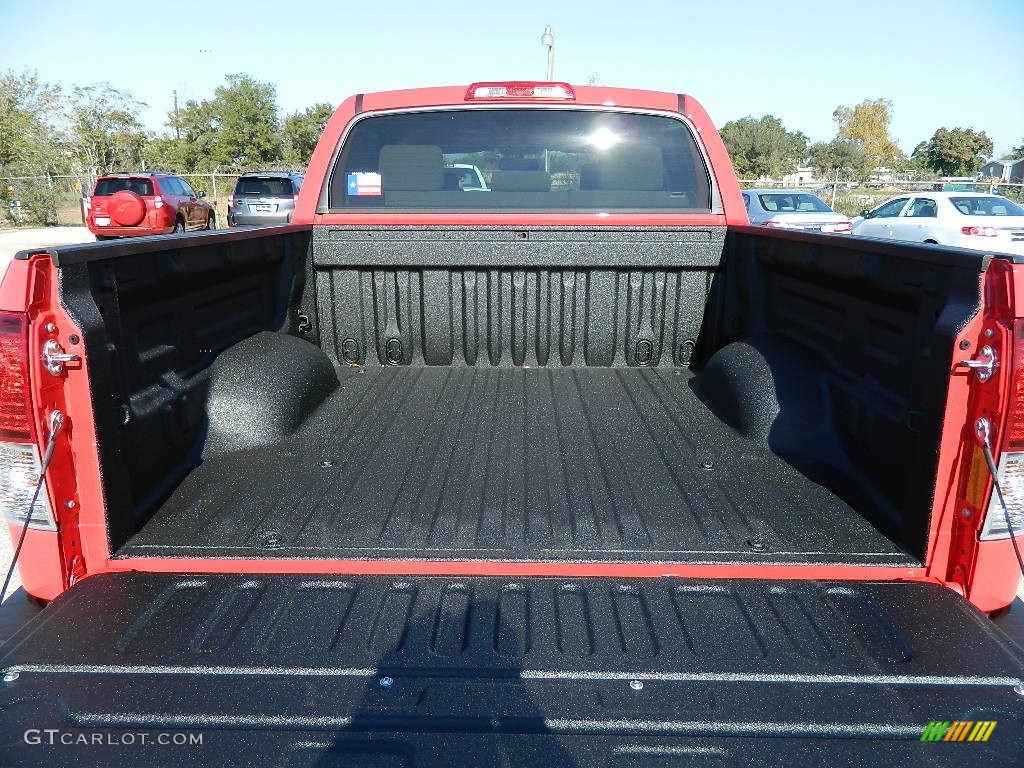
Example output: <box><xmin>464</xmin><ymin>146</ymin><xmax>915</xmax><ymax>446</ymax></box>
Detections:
<box><xmin>2</xmin><ymin>82</ymin><xmax>1022</xmax><ymax>765</ymax></box>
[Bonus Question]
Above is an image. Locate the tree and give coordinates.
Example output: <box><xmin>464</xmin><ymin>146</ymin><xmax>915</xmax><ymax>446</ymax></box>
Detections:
<box><xmin>156</xmin><ymin>73</ymin><xmax>282</xmax><ymax>171</ymax></box>
<box><xmin>1009</xmin><ymin>139</ymin><xmax>1024</xmax><ymax>161</ymax></box>
<box><xmin>912</xmin><ymin>127</ymin><xmax>993</xmax><ymax>176</ymax></box>
<box><xmin>807</xmin><ymin>138</ymin><xmax>868</xmax><ymax>181</ymax></box>
<box><xmin>65</xmin><ymin>83</ymin><xmax>148</xmax><ymax>179</ymax></box>
<box><xmin>719</xmin><ymin>115</ymin><xmax>808</xmax><ymax>179</ymax></box>
<box><xmin>0</xmin><ymin>69</ymin><xmax>61</xmax><ymax>174</ymax></box>
<box><xmin>832</xmin><ymin>98</ymin><xmax>905</xmax><ymax>177</ymax></box>
<box><xmin>282</xmin><ymin>103</ymin><xmax>333</xmax><ymax>167</ymax></box>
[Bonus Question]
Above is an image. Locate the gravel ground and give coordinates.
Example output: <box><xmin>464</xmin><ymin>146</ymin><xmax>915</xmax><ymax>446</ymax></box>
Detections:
<box><xmin>0</xmin><ymin>226</ymin><xmax>91</xmax><ymax>274</ymax></box>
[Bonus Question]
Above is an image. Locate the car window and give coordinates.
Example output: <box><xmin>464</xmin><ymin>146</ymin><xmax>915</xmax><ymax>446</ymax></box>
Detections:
<box><xmin>950</xmin><ymin>196</ymin><xmax>1024</xmax><ymax>216</ymax></box>
<box><xmin>871</xmin><ymin>197</ymin><xmax>909</xmax><ymax>218</ymax></box>
<box><xmin>904</xmin><ymin>198</ymin><xmax>937</xmax><ymax>218</ymax></box>
<box><xmin>328</xmin><ymin>107</ymin><xmax>712</xmax><ymax>211</ymax></box>
<box><xmin>236</xmin><ymin>177</ymin><xmax>296</xmax><ymax>196</ymax></box>
<box><xmin>177</xmin><ymin>178</ymin><xmax>198</xmax><ymax>197</ymax></box>
<box><xmin>757</xmin><ymin>193</ymin><xmax>832</xmax><ymax>213</ymax></box>
<box><xmin>741</xmin><ymin>192</ymin><xmax>750</xmax><ymax>208</ymax></box>
<box><xmin>159</xmin><ymin>177</ymin><xmax>183</xmax><ymax>196</ymax></box>
<box><xmin>94</xmin><ymin>178</ymin><xmax>154</xmax><ymax>196</ymax></box>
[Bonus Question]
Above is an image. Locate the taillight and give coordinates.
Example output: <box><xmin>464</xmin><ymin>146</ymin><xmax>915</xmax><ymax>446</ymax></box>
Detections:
<box><xmin>465</xmin><ymin>81</ymin><xmax>575</xmax><ymax>100</ymax></box>
<box><xmin>0</xmin><ymin>311</ymin><xmax>32</xmax><ymax>441</ymax></box>
<box><xmin>0</xmin><ymin>311</ymin><xmax>56</xmax><ymax>530</ymax></box>
<box><xmin>227</xmin><ymin>195</ymin><xmax>234</xmax><ymax>208</ymax></box>
<box><xmin>834</xmin><ymin>221</ymin><xmax>853</xmax><ymax>233</ymax></box>
<box><xmin>962</xmin><ymin>226</ymin><xmax>997</xmax><ymax>237</ymax></box>
<box><xmin>1</xmin><ymin>442</ymin><xmax>57</xmax><ymax>529</ymax></box>
<box><xmin>153</xmin><ymin>195</ymin><xmax>163</xmax><ymax>209</ymax></box>
<box><xmin>981</xmin><ymin>318</ymin><xmax>1024</xmax><ymax>539</ymax></box>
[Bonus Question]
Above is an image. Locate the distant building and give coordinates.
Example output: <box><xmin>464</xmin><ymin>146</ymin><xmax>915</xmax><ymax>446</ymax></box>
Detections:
<box><xmin>979</xmin><ymin>158</ymin><xmax>1024</xmax><ymax>183</ymax></box>
<box><xmin>868</xmin><ymin>167</ymin><xmax>897</xmax><ymax>185</ymax></box>
<box><xmin>782</xmin><ymin>167</ymin><xmax>816</xmax><ymax>187</ymax></box>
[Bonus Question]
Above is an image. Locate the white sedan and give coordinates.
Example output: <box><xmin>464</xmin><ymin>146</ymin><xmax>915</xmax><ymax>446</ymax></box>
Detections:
<box><xmin>852</xmin><ymin>192</ymin><xmax>1024</xmax><ymax>255</ymax></box>
<box><xmin>742</xmin><ymin>189</ymin><xmax>852</xmax><ymax>232</ymax></box>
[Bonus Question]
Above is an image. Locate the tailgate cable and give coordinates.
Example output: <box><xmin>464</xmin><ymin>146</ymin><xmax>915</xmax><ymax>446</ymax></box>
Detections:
<box><xmin>1</xmin><ymin>412</ymin><xmax>63</xmax><ymax>601</ymax></box>
<box><xmin>977</xmin><ymin>418</ymin><xmax>1024</xmax><ymax>578</ymax></box>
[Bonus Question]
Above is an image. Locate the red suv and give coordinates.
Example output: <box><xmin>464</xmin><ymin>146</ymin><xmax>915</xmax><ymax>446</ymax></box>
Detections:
<box><xmin>86</xmin><ymin>172</ymin><xmax>216</xmax><ymax>240</ymax></box>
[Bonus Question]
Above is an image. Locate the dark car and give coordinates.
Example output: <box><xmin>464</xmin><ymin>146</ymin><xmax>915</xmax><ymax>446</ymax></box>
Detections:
<box><xmin>86</xmin><ymin>172</ymin><xmax>215</xmax><ymax>240</ymax></box>
<box><xmin>227</xmin><ymin>172</ymin><xmax>304</xmax><ymax>226</ymax></box>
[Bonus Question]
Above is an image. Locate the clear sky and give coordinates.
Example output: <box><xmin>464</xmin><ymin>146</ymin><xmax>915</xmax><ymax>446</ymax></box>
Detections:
<box><xmin>1</xmin><ymin>0</ymin><xmax>1022</xmax><ymax>156</ymax></box>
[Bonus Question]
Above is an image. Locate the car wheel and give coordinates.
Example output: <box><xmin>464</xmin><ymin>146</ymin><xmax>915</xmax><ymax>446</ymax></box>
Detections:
<box><xmin>173</xmin><ymin>219</ymin><xmax>184</xmax><ymax>234</ymax></box>
<box><xmin>205</xmin><ymin>214</ymin><xmax>215</xmax><ymax>230</ymax></box>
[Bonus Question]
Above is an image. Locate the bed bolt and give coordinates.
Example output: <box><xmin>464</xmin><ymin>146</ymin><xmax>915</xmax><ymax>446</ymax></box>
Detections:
<box><xmin>379</xmin><ymin>676</ymin><xmax>394</xmax><ymax>688</ymax></box>
<box><xmin>320</xmin><ymin>459</ymin><xmax>335</xmax><ymax>467</ymax></box>
<box><xmin>959</xmin><ymin>340</ymin><xmax>971</xmax><ymax>350</ymax></box>
<box><xmin>629</xmin><ymin>680</ymin><xmax>644</xmax><ymax>691</ymax></box>
<box><xmin>984</xmin><ymin>328</ymin><xmax>994</xmax><ymax>338</ymax></box>
<box><xmin>69</xmin><ymin>334</ymin><xmax>80</xmax><ymax>345</ymax></box>
<box><xmin>44</xmin><ymin>322</ymin><xmax>57</xmax><ymax>333</ymax></box>
<box><xmin>961</xmin><ymin>508</ymin><xmax>971</xmax><ymax>518</ymax></box>
<box><xmin>699</xmin><ymin>461</ymin><xmax>713</xmax><ymax>470</ymax></box>
<box><xmin>65</xmin><ymin>500</ymin><xmax>77</xmax><ymax>509</ymax></box>
<box><xmin>262</xmin><ymin>530</ymin><xmax>283</xmax><ymax>547</ymax></box>
<box><xmin>2</xmin><ymin>670</ymin><xmax>19</xmax><ymax>683</ymax></box>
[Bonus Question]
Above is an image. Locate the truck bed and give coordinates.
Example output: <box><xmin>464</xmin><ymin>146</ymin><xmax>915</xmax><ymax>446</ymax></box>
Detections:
<box><xmin>119</xmin><ymin>366</ymin><xmax>913</xmax><ymax>566</ymax></box>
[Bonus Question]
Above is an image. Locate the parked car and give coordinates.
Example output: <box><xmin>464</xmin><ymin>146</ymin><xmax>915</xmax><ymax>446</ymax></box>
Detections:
<box><xmin>852</xmin><ymin>192</ymin><xmax>1024</xmax><ymax>255</ymax></box>
<box><xmin>86</xmin><ymin>172</ymin><xmax>215</xmax><ymax>240</ymax></box>
<box><xmin>442</xmin><ymin>163</ymin><xmax>489</xmax><ymax>191</ymax></box>
<box><xmin>742</xmin><ymin>188</ymin><xmax>852</xmax><ymax>232</ymax></box>
<box><xmin>227</xmin><ymin>172</ymin><xmax>304</xmax><ymax>226</ymax></box>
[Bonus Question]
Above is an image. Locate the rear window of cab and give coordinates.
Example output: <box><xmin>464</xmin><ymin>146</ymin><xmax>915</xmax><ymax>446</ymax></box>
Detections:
<box><xmin>327</xmin><ymin>108</ymin><xmax>712</xmax><ymax>211</ymax></box>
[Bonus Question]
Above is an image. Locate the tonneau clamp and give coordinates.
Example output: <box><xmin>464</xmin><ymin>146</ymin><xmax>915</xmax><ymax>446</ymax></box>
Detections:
<box><xmin>42</xmin><ymin>339</ymin><xmax>80</xmax><ymax>376</ymax></box>
<box><xmin>959</xmin><ymin>345</ymin><xmax>996</xmax><ymax>382</ymax></box>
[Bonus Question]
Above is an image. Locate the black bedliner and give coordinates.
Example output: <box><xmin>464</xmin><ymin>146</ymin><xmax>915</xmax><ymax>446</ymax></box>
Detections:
<box><xmin>118</xmin><ymin>366</ymin><xmax>915</xmax><ymax>565</ymax></box>
<box><xmin>1</xmin><ymin>573</ymin><xmax>1021</xmax><ymax>766</ymax></box>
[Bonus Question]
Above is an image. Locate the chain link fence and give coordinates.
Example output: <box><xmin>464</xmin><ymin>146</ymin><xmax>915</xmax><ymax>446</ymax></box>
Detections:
<box><xmin>0</xmin><ymin>173</ymin><xmax>247</xmax><ymax>229</ymax></box>
<box><xmin>739</xmin><ymin>179</ymin><xmax>1024</xmax><ymax>217</ymax></box>
<box><xmin>5</xmin><ymin>173</ymin><xmax>1023</xmax><ymax>227</ymax></box>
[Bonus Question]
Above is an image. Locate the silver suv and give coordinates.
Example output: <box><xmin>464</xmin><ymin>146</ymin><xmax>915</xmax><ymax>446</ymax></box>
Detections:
<box><xmin>227</xmin><ymin>172</ymin><xmax>304</xmax><ymax>226</ymax></box>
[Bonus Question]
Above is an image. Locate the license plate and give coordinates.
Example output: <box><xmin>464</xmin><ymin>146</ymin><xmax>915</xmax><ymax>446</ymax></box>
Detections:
<box><xmin>95</xmin><ymin>217</ymin><xmax>110</xmax><ymax>226</ymax></box>
<box><xmin>253</xmin><ymin>204</ymin><xmax>273</xmax><ymax>213</ymax></box>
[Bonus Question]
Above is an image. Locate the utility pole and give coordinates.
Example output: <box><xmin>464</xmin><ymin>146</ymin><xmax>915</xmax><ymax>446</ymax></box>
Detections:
<box><xmin>541</xmin><ymin>26</ymin><xmax>555</xmax><ymax>80</ymax></box>
<box><xmin>173</xmin><ymin>90</ymin><xmax>180</xmax><ymax>139</ymax></box>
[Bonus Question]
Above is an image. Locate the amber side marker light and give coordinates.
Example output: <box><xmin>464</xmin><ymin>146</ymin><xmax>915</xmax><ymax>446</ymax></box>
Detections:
<box><xmin>465</xmin><ymin>82</ymin><xmax>576</xmax><ymax>101</ymax></box>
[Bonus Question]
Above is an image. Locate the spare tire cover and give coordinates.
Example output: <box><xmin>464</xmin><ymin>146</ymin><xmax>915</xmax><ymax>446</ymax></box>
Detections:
<box><xmin>108</xmin><ymin>190</ymin><xmax>145</xmax><ymax>226</ymax></box>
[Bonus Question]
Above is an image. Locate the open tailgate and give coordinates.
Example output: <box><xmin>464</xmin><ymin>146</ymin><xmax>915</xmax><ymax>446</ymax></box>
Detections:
<box><xmin>2</xmin><ymin>573</ymin><xmax>1022</xmax><ymax>766</ymax></box>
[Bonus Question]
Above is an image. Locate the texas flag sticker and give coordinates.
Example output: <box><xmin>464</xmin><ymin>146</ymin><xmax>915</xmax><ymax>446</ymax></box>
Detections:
<box><xmin>347</xmin><ymin>172</ymin><xmax>382</xmax><ymax>196</ymax></box>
